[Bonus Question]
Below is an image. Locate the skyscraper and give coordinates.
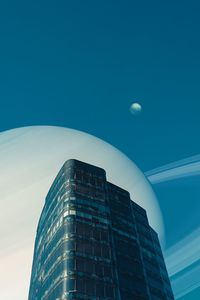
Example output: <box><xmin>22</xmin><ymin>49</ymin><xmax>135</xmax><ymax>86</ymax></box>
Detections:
<box><xmin>28</xmin><ymin>159</ymin><xmax>174</xmax><ymax>300</ymax></box>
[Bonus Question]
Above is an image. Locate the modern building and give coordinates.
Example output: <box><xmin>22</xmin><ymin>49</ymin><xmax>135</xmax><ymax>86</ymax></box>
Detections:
<box><xmin>28</xmin><ymin>159</ymin><xmax>174</xmax><ymax>300</ymax></box>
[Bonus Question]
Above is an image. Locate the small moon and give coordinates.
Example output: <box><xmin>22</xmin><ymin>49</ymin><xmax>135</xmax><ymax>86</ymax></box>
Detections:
<box><xmin>130</xmin><ymin>102</ymin><xmax>142</xmax><ymax>115</ymax></box>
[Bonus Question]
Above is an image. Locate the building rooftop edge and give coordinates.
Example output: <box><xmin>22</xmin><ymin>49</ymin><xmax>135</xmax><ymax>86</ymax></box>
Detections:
<box><xmin>62</xmin><ymin>158</ymin><xmax>106</xmax><ymax>176</ymax></box>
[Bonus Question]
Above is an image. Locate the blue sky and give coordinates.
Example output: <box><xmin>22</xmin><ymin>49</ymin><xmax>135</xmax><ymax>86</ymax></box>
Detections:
<box><xmin>0</xmin><ymin>1</ymin><xmax>200</xmax><ymax>298</ymax></box>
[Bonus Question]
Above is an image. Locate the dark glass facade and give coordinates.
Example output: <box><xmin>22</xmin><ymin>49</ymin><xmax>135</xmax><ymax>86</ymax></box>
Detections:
<box><xmin>28</xmin><ymin>159</ymin><xmax>174</xmax><ymax>300</ymax></box>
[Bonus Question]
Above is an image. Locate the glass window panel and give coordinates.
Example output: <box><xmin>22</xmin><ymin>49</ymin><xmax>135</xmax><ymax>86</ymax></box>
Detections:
<box><xmin>76</xmin><ymin>257</ymin><xmax>85</xmax><ymax>272</ymax></box>
<box><xmin>85</xmin><ymin>279</ymin><xmax>95</xmax><ymax>296</ymax></box>
<box><xmin>66</xmin><ymin>279</ymin><xmax>75</xmax><ymax>291</ymax></box>
<box><xmin>85</xmin><ymin>259</ymin><xmax>93</xmax><ymax>273</ymax></box>
<box><xmin>93</xmin><ymin>229</ymin><xmax>101</xmax><ymax>241</ymax></box>
<box><xmin>77</xmin><ymin>240</ymin><xmax>84</xmax><ymax>253</ymax></box>
<box><xmin>67</xmin><ymin>223</ymin><xmax>75</xmax><ymax>234</ymax></box>
<box><xmin>96</xmin><ymin>281</ymin><xmax>104</xmax><ymax>297</ymax></box>
<box><xmin>101</xmin><ymin>230</ymin><xmax>109</xmax><ymax>241</ymax></box>
<box><xmin>84</xmin><ymin>241</ymin><xmax>93</xmax><ymax>255</ymax></box>
<box><xmin>105</xmin><ymin>284</ymin><xmax>114</xmax><ymax>298</ymax></box>
<box><xmin>104</xmin><ymin>265</ymin><xmax>112</xmax><ymax>277</ymax></box>
<box><xmin>94</xmin><ymin>243</ymin><xmax>101</xmax><ymax>257</ymax></box>
<box><xmin>85</xmin><ymin>225</ymin><xmax>92</xmax><ymax>238</ymax></box>
<box><xmin>102</xmin><ymin>245</ymin><xmax>110</xmax><ymax>259</ymax></box>
<box><xmin>77</xmin><ymin>278</ymin><xmax>85</xmax><ymax>294</ymax></box>
<box><xmin>66</xmin><ymin>258</ymin><xmax>75</xmax><ymax>271</ymax></box>
<box><xmin>77</xmin><ymin>223</ymin><xmax>85</xmax><ymax>236</ymax></box>
<box><xmin>66</xmin><ymin>240</ymin><xmax>75</xmax><ymax>251</ymax></box>
<box><xmin>95</xmin><ymin>264</ymin><xmax>103</xmax><ymax>277</ymax></box>
<box><xmin>90</xmin><ymin>177</ymin><xmax>95</xmax><ymax>185</ymax></box>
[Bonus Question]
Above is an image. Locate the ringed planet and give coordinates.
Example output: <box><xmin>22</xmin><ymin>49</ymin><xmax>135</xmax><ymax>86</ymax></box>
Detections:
<box><xmin>0</xmin><ymin>126</ymin><xmax>163</xmax><ymax>300</ymax></box>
